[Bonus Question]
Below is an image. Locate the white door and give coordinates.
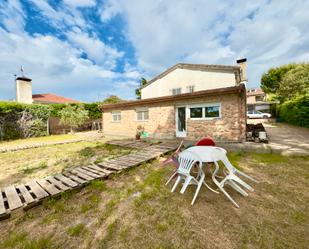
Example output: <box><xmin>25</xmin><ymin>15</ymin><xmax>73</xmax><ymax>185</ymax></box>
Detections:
<box><xmin>176</xmin><ymin>106</ymin><xmax>187</xmax><ymax>137</ymax></box>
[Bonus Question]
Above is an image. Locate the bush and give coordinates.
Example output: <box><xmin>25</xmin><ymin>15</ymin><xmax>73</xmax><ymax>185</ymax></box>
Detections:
<box><xmin>59</xmin><ymin>104</ymin><xmax>89</xmax><ymax>133</ymax></box>
<box><xmin>0</xmin><ymin>101</ymin><xmax>101</xmax><ymax>140</ymax></box>
<box><xmin>1</xmin><ymin>122</ymin><xmax>22</xmax><ymax>140</ymax></box>
<box><xmin>279</xmin><ymin>94</ymin><xmax>309</xmax><ymax>128</ymax></box>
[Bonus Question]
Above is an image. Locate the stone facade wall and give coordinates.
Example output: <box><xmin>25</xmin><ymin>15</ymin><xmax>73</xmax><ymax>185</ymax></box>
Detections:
<box><xmin>102</xmin><ymin>91</ymin><xmax>246</xmax><ymax>142</ymax></box>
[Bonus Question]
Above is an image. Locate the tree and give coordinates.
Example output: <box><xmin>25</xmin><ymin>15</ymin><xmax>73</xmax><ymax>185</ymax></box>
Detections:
<box><xmin>59</xmin><ymin>104</ymin><xmax>89</xmax><ymax>133</ymax></box>
<box><xmin>135</xmin><ymin>78</ymin><xmax>148</xmax><ymax>99</ymax></box>
<box><xmin>277</xmin><ymin>64</ymin><xmax>309</xmax><ymax>101</ymax></box>
<box><xmin>261</xmin><ymin>64</ymin><xmax>295</xmax><ymax>94</ymax></box>
<box><xmin>102</xmin><ymin>95</ymin><xmax>123</xmax><ymax>104</ymax></box>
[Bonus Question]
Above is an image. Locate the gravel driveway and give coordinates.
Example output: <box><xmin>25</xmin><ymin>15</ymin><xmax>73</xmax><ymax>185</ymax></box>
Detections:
<box><xmin>253</xmin><ymin>119</ymin><xmax>309</xmax><ymax>155</ymax></box>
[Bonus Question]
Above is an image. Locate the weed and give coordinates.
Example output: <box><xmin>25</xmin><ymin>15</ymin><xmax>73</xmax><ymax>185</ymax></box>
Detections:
<box><xmin>227</xmin><ymin>151</ymin><xmax>246</xmax><ymax>169</ymax></box>
<box><xmin>79</xmin><ymin>147</ymin><xmax>95</xmax><ymax>157</ymax></box>
<box><xmin>87</xmin><ymin>180</ymin><xmax>106</xmax><ymax>191</ymax></box>
<box><xmin>252</xmin><ymin>153</ymin><xmax>286</xmax><ymax>164</ymax></box>
<box><xmin>99</xmin><ymin>219</ymin><xmax>119</xmax><ymax>248</ymax></box>
<box><xmin>81</xmin><ymin>194</ymin><xmax>100</xmax><ymax>213</ymax></box>
<box><xmin>156</xmin><ymin>223</ymin><xmax>168</xmax><ymax>232</ymax></box>
<box><xmin>119</xmin><ymin>227</ymin><xmax>129</xmax><ymax>241</ymax></box>
<box><xmin>21</xmin><ymin>160</ymin><xmax>48</xmax><ymax>174</ymax></box>
<box><xmin>67</xmin><ymin>223</ymin><xmax>88</xmax><ymax>237</ymax></box>
<box><xmin>1</xmin><ymin>232</ymin><xmax>27</xmax><ymax>248</ymax></box>
<box><xmin>291</xmin><ymin>211</ymin><xmax>307</xmax><ymax>224</ymax></box>
<box><xmin>23</xmin><ymin>236</ymin><xmax>55</xmax><ymax>249</ymax></box>
<box><xmin>44</xmin><ymin>197</ymin><xmax>66</xmax><ymax>213</ymax></box>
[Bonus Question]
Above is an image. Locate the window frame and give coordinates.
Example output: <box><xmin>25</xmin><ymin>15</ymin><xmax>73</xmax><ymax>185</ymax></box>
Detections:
<box><xmin>187</xmin><ymin>85</ymin><xmax>195</xmax><ymax>93</ymax></box>
<box><xmin>136</xmin><ymin>108</ymin><xmax>149</xmax><ymax>122</ymax></box>
<box><xmin>111</xmin><ymin>111</ymin><xmax>121</xmax><ymax>123</ymax></box>
<box><xmin>189</xmin><ymin>103</ymin><xmax>221</xmax><ymax>120</ymax></box>
<box><xmin>171</xmin><ymin>88</ymin><xmax>182</xmax><ymax>95</ymax></box>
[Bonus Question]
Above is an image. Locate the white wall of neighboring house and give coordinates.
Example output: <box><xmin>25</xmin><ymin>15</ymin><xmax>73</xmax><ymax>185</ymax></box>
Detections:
<box><xmin>141</xmin><ymin>68</ymin><xmax>237</xmax><ymax>99</ymax></box>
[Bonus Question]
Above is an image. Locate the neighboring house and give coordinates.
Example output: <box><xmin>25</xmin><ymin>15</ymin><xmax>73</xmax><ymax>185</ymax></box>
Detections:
<box><xmin>15</xmin><ymin>76</ymin><xmax>80</xmax><ymax>104</ymax></box>
<box><xmin>101</xmin><ymin>60</ymin><xmax>247</xmax><ymax>142</ymax></box>
<box><xmin>141</xmin><ymin>59</ymin><xmax>247</xmax><ymax>99</ymax></box>
<box><xmin>247</xmin><ymin>88</ymin><xmax>276</xmax><ymax>113</ymax></box>
<box><xmin>32</xmin><ymin>93</ymin><xmax>80</xmax><ymax>104</ymax></box>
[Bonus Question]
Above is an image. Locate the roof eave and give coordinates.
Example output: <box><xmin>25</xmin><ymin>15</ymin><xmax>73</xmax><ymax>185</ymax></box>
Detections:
<box><xmin>101</xmin><ymin>85</ymin><xmax>245</xmax><ymax>111</ymax></box>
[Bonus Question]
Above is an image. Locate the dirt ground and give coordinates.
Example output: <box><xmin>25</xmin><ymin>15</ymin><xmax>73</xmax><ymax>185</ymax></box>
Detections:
<box><xmin>0</xmin><ymin>151</ymin><xmax>308</xmax><ymax>249</ymax></box>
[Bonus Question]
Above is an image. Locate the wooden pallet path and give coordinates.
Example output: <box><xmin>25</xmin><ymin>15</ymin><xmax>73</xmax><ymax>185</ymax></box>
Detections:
<box><xmin>0</xmin><ymin>142</ymin><xmax>178</xmax><ymax>220</ymax></box>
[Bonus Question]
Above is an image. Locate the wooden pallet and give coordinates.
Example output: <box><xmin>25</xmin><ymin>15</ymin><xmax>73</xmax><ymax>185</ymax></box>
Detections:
<box><xmin>0</xmin><ymin>142</ymin><xmax>178</xmax><ymax>220</ymax></box>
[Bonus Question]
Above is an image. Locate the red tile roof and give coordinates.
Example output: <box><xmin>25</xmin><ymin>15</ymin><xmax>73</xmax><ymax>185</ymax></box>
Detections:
<box><xmin>32</xmin><ymin>93</ymin><xmax>80</xmax><ymax>104</ymax></box>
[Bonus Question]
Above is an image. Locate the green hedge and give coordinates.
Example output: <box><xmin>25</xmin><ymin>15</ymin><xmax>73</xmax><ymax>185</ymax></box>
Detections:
<box><xmin>49</xmin><ymin>103</ymin><xmax>101</xmax><ymax>118</ymax></box>
<box><xmin>279</xmin><ymin>94</ymin><xmax>309</xmax><ymax>128</ymax></box>
<box><xmin>0</xmin><ymin>101</ymin><xmax>102</xmax><ymax>141</ymax></box>
<box><xmin>0</xmin><ymin>102</ymin><xmax>101</xmax><ymax>119</ymax></box>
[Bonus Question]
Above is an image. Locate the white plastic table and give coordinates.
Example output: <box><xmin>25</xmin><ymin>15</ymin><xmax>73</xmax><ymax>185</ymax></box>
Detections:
<box><xmin>185</xmin><ymin>146</ymin><xmax>227</xmax><ymax>162</ymax></box>
<box><xmin>181</xmin><ymin>146</ymin><xmax>227</xmax><ymax>193</ymax></box>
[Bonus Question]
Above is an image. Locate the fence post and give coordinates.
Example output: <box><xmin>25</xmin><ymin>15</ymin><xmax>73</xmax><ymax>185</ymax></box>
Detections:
<box><xmin>47</xmin><ymin>117</ymin><xmax>50</xmax><ymax>136</ymax></box>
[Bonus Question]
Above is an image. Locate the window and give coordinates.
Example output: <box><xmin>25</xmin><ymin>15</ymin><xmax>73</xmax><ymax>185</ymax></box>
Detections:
<box><xmin>112</xmin><ymin>111</ymin><xmax>121</xmax><ymax>122</ymax></box>
<box><xmin>187</xmin><ymin>85</ymin><xmax>195</xmax><ymax>93</ymax></box>
<box><xmin>190</xmin><ymin>107</ymin><xmax>203</xmax><ymax>118</ymax></box>
<box><xmin>189</xmin><ymin>103</ymin><xmax>221</xmax><ymax>119</ymax></box>
<box><xmin>205</xmin><ymin>106</ymin><xmax>220</xmax><ymax>118</ymax></box>
<box><xmin>171</xmin><ymin>88</ymin><xmax>182</xmax><ymax>95</ymax></box>
<box><xmin>255</xmin><ymin>96</ymin><xmax>264</xmax><ymax>102</ymax></box>
<box><xmin>136</xmin><ymin>108</ymin><xmax>149</xmax><ymax>121</ymax></box>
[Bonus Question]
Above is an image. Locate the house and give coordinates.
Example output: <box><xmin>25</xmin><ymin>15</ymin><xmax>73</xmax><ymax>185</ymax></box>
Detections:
<box><xmin>32</xmin><ymin>93</ymin><xmax>80</xmax><ymax>104</ymax></box>
<box><xmin>247</xmin><ymin>88</ymin><xmax>277</xmax><ymax>113</ymax></box>
<box><xmin>15</xmin><ymin>76</ymin><xmax>80</xmax><ymax>104</ymax></box>
<box><xmin>101</xmin><ymin>60</ymin><xmax>247</xmax><ymax>142</ymax></box>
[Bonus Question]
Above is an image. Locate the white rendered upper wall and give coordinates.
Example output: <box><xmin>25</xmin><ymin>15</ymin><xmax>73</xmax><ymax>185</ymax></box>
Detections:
<box><xmin>141</xmin><ymin>68</ymin><xmax>237</xmax><ymax>99</ymax></box>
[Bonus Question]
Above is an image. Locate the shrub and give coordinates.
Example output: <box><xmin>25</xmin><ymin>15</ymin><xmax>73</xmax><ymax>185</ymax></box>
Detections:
<box><xmin>279</xmin><ymin>94</ymin><xmax>309</xmax><ymax>127</ymax></box>
<box><xmin>59</xmin><ymin>104</ymin><xmax>89</xmax><ymax>133</ymax></box>
<box><xmin>0</xmin><ymin>101</ymin><xmax>100</xmax><ymax>140</ymax></box>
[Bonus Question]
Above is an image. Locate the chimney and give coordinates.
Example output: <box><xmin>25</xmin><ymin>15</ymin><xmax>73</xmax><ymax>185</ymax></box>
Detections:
<box><xmin>236</xmin><ymin>58</ymin><xmax>247</xmax><ymax>84</ymax></box>
<box><xmin>16</xmin><ymin>76</ymin><xmax>33</xmax><ymax>104</ymax></box>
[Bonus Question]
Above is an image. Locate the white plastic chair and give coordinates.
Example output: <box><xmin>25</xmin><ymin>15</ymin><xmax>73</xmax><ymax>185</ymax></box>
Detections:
<box><xmin>211</xmin><ymin>148</ymin><xmax>258</xmax><ymax>208</ymax></box>
<box><xmin>163</xmin><ymin>140</ymin><xmax>184</xmax><ymax>186</ymax></box>
<box><xmin>171</xmin><ymin>151</ymin><xmax>205</xmax><ymax>205</ymax></box>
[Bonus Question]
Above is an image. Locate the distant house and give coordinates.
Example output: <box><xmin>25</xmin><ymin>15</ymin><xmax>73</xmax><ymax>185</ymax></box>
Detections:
<box><xmin>247</xmin><ymin>88</ymin><xmax>277</xmax><ymax>113</ymax></box>
<box><xmin>32</xmin><ymin>93</ymin><xmax>80</xmax><ymax>104</ymax></box>
<box><xmin>15</xmin><ymin>76</ymin><xmax>80</xmax><ymax>104</ymax></box>
<box><xmin>101</xmin><ymin>59</ymin><xmax>248</xmax><ymax>142</ymax></box>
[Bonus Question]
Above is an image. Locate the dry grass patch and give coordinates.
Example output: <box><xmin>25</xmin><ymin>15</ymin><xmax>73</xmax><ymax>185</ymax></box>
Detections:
<box><xmin>0</xmin><ymin>141</ymin><xmax>134</xmax><ymax>187</ymax></box>
<box><xmin>0</xmin><ymin>152</ymin><xmax>308</xmax><ymax>249</ymax></box>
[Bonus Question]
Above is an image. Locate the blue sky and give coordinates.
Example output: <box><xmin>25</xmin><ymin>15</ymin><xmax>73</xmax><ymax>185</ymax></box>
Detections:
<box><xmin>0</xmin><ymin>0</ymin><xmax>308</xmax><ymax>102</ymax></box>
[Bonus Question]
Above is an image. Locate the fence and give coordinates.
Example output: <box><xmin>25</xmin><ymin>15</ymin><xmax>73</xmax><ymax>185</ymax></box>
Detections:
<box><xmin>48</xmin><ymin>117</ymin><xmax>102</xmax><ymax>135</ymax></box>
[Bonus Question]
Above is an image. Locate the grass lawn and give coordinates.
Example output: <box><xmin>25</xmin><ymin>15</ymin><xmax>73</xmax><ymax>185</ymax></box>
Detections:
<box><xmin>0</xmin><ymin>134</ymin><xmax>79</xmax><ymax>147</ymax></box>
<box><xmin>0</xmin><ymin>141</ymin><xmax>134</xmax><ymax>188</ymax></box>
<box><xmin>0</xmin><ymin>150</ymin><xmax>308</xmax><ymax>249</ymax></box>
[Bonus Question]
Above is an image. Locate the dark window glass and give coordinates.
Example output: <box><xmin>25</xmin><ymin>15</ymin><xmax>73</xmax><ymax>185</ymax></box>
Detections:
<box><xmin>205</xmin><ymin>106</ymin><xmax>220</xmax><ymax>118</ymax></box>
<box><xmin>190</xmin><ymin>107</ymin><xmax>203</xmax><ymax>118</ymax></box>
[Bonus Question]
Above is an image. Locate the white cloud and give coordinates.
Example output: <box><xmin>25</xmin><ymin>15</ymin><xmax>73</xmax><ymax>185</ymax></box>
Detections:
<box><xmin>66</xmin><ymin>29</ymin><xmax>123</xmax><ymax>69</ymax></box>
<box><xmin>63</xmin><ymin>0</ymin><xmax>96</xmax><ymax>8</ymax></box>
<box><xmin>29</xmin><ymin>0</ymin><xmax>88</xmax><ymax>30</ymax></box>
<box><xmin>99</xmin><ymin>0</ymin><xmax>122</xmax><ymax>22</ymax></box>
<box><xmin>0</xmin><ymin>27</ymin><xmax>122</xmax><ymax>101</ymax></box>
<box><xmin>101</xmin><ymin>0</ymin><xmax>309</xmax><ymax>87</ymax></box>
<box><xmin>0</xmin><ymin>0</ymin><xmax>25</xmax><ymax>33</ymax></box>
